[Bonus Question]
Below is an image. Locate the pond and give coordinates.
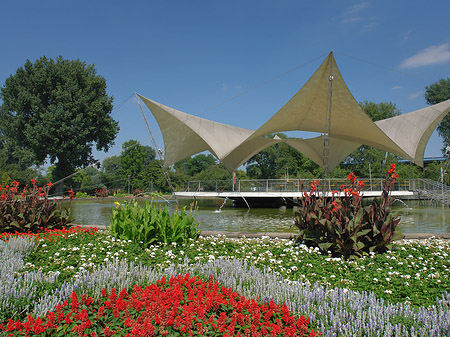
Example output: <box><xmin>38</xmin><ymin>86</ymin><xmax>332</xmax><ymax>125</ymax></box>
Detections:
<box><xmin>67</xmin><ymin>197</ymin><xmax>450</xmax><ymax>234</ymax></box>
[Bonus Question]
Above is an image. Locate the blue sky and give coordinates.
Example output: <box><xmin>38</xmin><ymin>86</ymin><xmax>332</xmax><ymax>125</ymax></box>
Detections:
<box><xmin>1</xmin><ymin>0</ymin><xmax>450</xmax><ymax>167</ymax></box>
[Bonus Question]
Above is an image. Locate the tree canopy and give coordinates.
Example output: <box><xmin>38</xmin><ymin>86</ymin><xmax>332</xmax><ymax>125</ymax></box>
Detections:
<box><xmin>425</xmin><ymin>78</ymin><xmax>450</xmax><ymax>151</ymax></box>
<box><xmin>245</xmin><ymin>133</ymin><xmax>322</xmax><ymax>179</ymax></box>
<box><xmin>119</xmin><ymin>140</ymin><xmax>156</xmax><ymax>192</ymax></box>
<box><xmin>0</xmin><ymin>56</ymin><xmax>119</xmax><ymax>182</ymax></box>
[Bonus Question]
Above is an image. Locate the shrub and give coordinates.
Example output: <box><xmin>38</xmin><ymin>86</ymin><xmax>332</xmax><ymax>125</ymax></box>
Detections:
<box><xmin>0</xmin><ymin>180</ymin><xmax>73</xmax><ymax>234</ymax></box>
<box><xmin>94</xmin><ymin>188</ymin><xmax>109</xmax><ymax>198</ymax></box>
<box><xmin>109</xmin><ymin>200</ymin><xmax>201</xmax><ymax>247</ymax></box>
<box><xmin>294</xmin><ymin>165</ymin><xmax>402</xmax><ymax>259</ymax></box>
<box><xmin>75</xmin><ymin>191</ymin><xmax>89</xmax><ymax>198</ymax></box>
<box><xmin>133</xmin><ymin>188</ymin><xmax>144</xmax><ymax>196</ymax></box>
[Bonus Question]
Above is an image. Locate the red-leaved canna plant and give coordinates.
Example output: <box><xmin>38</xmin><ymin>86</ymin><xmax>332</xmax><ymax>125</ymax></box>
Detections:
<box><xmin>0</xmin><ymin>274</ymin><xmax>321</xmax><ymax>337</ymax></box>
<box><xmin>294</xmin><ymin>164</ymin><xmax>402</xmax><ymax>259</ymax></box>
<box><xmin>0</xmin><ymin>179</ymin><xmax>73</xmax><ymax>234</ymax></box>
<box><xmin>94</xmin><ymin>188</ymin><xmax>109</xmax><ymax>198</ymax></box>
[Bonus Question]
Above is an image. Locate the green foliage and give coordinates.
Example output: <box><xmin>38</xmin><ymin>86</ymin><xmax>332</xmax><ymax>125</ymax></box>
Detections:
<box><xmin>423</xmin><ymin>161</ymin><xmax>450</xmax><ymax>184</ymax></box>
<box><xmin>0</xmin><ymin>55</ymin><xmax>119</xmax><ymax>181</ymax></box>
<box><xmin>174</xmin><ymin>154</ymin><xmax>217</xmax><ymax>176</ymax></box>
<box><xmin>192</xmin><ymin>163</ymin><xmax>232</xmax><ymax>190</ymax></box>
<box><xmin>75</xmin><ymin>191</ymin><xmax>90</xmax><ymax>198</ymax></box>
<box><xmin>395</xmin><ymin>163</ymin><xmax>423</xmax><ymax>180</ymax></box>
<box><xmin>109</xmin><ymin>200</ymin><xmax>200</xmax><ymax>247</ymax></box>
<box><xmin>425</xmin><ymin>78</ymin><xmax>450</xmax><ymax>150</ymax></box>
<box><xmin>99</xmin><ymin>155</ymin><xmax>123</xmax><ymax>190</ymax></box>
<box><xmin>119</xmin><ymin>140</ymin><xmax>157</xmax><ymax>191</ymax></box>
<box><xmin>294</xmin><ymin>166</ymin><xmax>403</xmax><ymax>259</ymax></box>
<box><xmin>0</xmin><ymin>180</ymin><xmax>73</xmax><ymax>234</ymax></box>
<box><xmin>344</xmin><ymin>101</ymin><xmax>401</xmax><ymax>177</ymax></box>
<box><xmin>246</xmin><ymin>133</ymin><xmax>321</xmax><ymax>179</ymax></box>
<box><xmin>359</xmin><ymin>100</ymin><xmax>401</xmax><ymax>122</ymax></box>
<box><xmin>15</xmin><ymin>229</ymin><xmax>450</xmax><ymax>310</ymax></box>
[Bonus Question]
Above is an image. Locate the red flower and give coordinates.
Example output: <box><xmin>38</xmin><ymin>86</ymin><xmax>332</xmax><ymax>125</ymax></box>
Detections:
<box><xmin>347</xmin><ymin>172</ymin><xmax>357</xmax><ymax>183</ymax></box>
<box><xmin>388</xmin><ymin>163</ymin><xmax>396</xmax><ymax>174</ymax></box>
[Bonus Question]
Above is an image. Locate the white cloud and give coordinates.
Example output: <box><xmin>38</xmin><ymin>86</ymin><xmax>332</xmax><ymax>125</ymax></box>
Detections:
<box><xmin>408</xmin><ymin>91</ymin><xmax>423</xmax><ymax>100</ymax></box>
<box><xmin>401</xmin><ymin>43</ymin><xmax>450</xmax><ymax>68</ymax></box>
<box><xmin>341</xmin><ymin>17</ymin><xmax>362</xmax><ymax>24</ymax></box>
<box><xmin>346</xmin><ymin>2</ymin><xmax>369</xmax><ymax>14</ymax></box>
<box><xmin>340</xmin><ymin>3</ymin><xmax>376</xmax><ymax>31</ymax></box>
<box><xmin>392</xmin><ymin>85</ymin><xmax>403</xmax><ymax>90</ymax></box>
<box><xmin>221</xmin><ymin>83</ymin><xmax>228</xmax><ymax>92</ymax></box>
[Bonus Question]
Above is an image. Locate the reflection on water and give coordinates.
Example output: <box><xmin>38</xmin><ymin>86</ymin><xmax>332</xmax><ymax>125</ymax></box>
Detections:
<box><xmin>67</xmin><ymin>198</ymin><xmax>450</xmax><ymax>234</ymax></box>
<box><xmin>396</xmin><ymin>206</ymin><xmax>450</xmax><ymax>234</ymax></box>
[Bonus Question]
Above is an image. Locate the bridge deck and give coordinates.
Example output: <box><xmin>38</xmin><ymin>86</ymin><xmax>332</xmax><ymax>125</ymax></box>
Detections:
<box><xmin>174</xmin><ymin>190</ymin><xmax>416</xmax><ymax>198</ymax></box>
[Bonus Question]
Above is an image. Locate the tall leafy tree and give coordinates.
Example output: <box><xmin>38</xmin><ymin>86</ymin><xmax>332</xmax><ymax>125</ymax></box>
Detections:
<box><xmin>100</xmin><ymin>155</ymin><xmax>123</xmax><ymax>190</ymax></box>
<box><xmin>245</xmin><ymin>133</ymin><xmax>321</xmax><ymax>179</ymax></box>
<box><xmin>174</xmin><ymin>154</ymin><xmax>217</xmax><ymax>177</ymax></box>
<box><xmin>424</xmin><ymin>78</ymin><xmax>450</xmax><ymax>151</ymax></box>
<box><xmin>0</xmin><ymin>56</ymin><xmax>119</xmax><ymax>182</ymax></box>
<box><xmin>119</xmin><ymin>139</ymin><xmax>156</xmax><ymax>191</ymax></box>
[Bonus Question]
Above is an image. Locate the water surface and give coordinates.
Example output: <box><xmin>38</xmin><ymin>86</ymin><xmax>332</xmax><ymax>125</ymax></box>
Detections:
<box><xmin>67</xmin><ymin>198</ymin><xmax>450</xmax><ymax>234</ymax></box>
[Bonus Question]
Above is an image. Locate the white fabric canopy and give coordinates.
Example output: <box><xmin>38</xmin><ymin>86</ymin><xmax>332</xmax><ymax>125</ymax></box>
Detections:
<box><xmin>138</xmin><ymin>95</ymin><xmax>256</xmax><ymax>165</ymax></box>
<box><xmin>247</xmin><ymin>52</ymin><xmax>412</xmax><ymax>160</ymax></box>
<box><xmin>376</xmin><ymin>99</ymin><xmax>450</xmax><ymax>166</ymax></box>
<box><xmin>137</xmin><ymin>52</ymin><xmax>450</xmax><ymax>172</ymax></box>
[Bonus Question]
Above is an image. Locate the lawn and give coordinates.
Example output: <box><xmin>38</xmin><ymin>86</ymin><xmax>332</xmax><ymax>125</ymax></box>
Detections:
<box><xmin>1</xmin><ymin>227</ymin><xmax>450</xmax><ymax>336</ymax></box>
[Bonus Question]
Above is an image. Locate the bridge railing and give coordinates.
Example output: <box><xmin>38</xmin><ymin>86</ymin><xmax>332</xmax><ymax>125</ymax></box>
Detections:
<box><xmin>409</xmin><ymin>178</ymin><xmax>450</xmax><ymax>205</ymax></box>
<box><xmin>180</xmin><ymin>178</ymin><xmax>414</xmax><ymax>193</ymax></box>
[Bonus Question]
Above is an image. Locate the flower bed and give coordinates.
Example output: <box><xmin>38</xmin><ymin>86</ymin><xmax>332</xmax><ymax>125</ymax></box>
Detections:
<box><xmin>2</xmin><ymin>274</ymin><xmax>319</xmax><ymax>336</ymax></box>
<box><xmin>1</xmin><ymin>229</ymin><xmax>450</xmax><ymax>336</ymax></box>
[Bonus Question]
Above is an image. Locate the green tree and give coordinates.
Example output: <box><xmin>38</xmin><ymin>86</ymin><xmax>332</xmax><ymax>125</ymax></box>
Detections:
<box><xmin>119</xmin><ymin>140</ymin><xmax>156</xmax><ymax>191</ymax></box>
<box><xmin>0</xmin><ymin>56</ymin><xmax>119</xmax><ymax>184</ymax></box>
<box><xmin>72</xmin><ymin>166</ymin><xmax>104</xmax><ymax>194</ymax></box>
<box><xmin>174</xmin><ymin>154</ymin><xmax>216</xmax><ymax>177</ymax></box>
<box><xmin>245</xmin><ymin>133</ymin><xmax>321</xmax><ymax>179</ymax></box>
<box><xmin>424</xmin><ymin>78</ymin><xmax>450</xmax><ymax>150</ymax></box>
<box><xmin>344</xmin><ymin>101</ymin><xmax>401</xmax><ymax>177</ymax></box>
<box><xmin>192</xmin><ymin>164</ymin><xmax>232</xmax><ymax>190</ymax></box>
<box><xmin>100</xmin><ymin>155</ymin><xmax>123</xmax><ymax>191</ymax></box>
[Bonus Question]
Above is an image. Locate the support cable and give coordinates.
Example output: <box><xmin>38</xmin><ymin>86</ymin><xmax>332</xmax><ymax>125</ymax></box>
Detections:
<box><xmin>135</xmin><ymin>93</ymin><xmax>176</xmax><ymax>198</ymax></box>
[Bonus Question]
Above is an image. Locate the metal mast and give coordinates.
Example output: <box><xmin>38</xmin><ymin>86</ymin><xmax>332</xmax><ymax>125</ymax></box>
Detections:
<box><xmin>322</xmin><ymin>52</ymin><xmax>333</xmax><ymax>182</ymax></box>
<box><xmin>135</xmin><ymin>93</ymin><xmax>175</xmax><ymax>195</ymax></box>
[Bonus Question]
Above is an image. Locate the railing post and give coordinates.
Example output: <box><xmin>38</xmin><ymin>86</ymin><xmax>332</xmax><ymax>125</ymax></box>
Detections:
<box><xmin>266</xmin><ymin>179</ymin><xmax>269</xmax><ymax>192</ymax></box>
<box><xmin>239</xmin><ymin>180</ymin><xmax>241</xmax><ymax>192</ymax></box>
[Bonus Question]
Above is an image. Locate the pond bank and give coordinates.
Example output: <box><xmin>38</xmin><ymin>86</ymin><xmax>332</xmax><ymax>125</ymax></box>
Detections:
<box><xmin>77</xmin><ymin>224</ymin><xmax>450</xmax><ymax>240</ymax></box>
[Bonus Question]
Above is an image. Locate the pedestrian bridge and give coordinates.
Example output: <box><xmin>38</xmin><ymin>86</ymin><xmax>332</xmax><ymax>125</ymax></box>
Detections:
<box><xmin>174</xmin><ymin>178</ymin><xmax>431</xmax><ymax>208</ymax></box>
